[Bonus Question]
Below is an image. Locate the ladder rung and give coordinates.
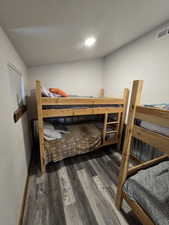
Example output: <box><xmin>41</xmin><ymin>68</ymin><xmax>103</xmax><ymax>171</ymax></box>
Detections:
<box><xmin>107</xmin><ymin>121</ymin><xmax>119</xmax><ymax>124</ymax></box>
<box><xmin>106</xmin><ymin>130</ymin><xmax>118</xmax><ymax>134</ymax></box>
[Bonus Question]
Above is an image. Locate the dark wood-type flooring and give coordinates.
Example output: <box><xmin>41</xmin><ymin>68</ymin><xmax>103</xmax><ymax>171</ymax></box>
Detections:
<box><xmin>23</xmin><ymin>147</ymin><xmax>142</xmax><ymax>225</ymax></box>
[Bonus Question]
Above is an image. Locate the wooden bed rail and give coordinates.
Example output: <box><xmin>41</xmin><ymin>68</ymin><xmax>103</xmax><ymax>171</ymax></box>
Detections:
<box><xmin>42</xmin><ymin>107</ymin><xmax>124</xmax><ymax>118</ymax></box>
<box><xmin>135</xmin><ymin>105</ymin><xmax>169</xmax><ymax>128</ymax></box>
<box><xmin>99</xmin><ymin>88</ymin><xmax>104</xmax><ymax>97</ymax></box>
<box><xmin>36</xmin><ymin>80</ymin><xmax>129</xmax><ymax>174</ymax></box>
<box><xmin>41</xmin><ymin>97</ymin><xmax>124</xmax><ymax>105</ymax></box>
<box><xmin>122</xmin><ymin>192</ymin><xmax>155</xmax><ymax>225</ymax></box>
<box><xmin>128</xmin><ymin>154</ymin><xmax>168</xmax><ymax>176</ymax></box>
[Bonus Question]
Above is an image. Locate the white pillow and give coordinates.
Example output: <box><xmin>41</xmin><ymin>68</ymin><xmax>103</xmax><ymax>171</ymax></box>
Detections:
<box><xmin>42</xmin><ymin>87</ymin><xmax>60</xmax><ymax>97</ymax></box>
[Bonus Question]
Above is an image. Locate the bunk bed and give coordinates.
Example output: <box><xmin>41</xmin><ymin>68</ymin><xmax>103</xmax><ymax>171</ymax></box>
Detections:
<box><xmin>36</xmin><ymin>80</ymin><xmax>129</xmax><ymax>173</ymax></box>
<box><xmin>116</xmin><ymin>80</ymin><xmax>169</xmax><ymax>225</ymax></box>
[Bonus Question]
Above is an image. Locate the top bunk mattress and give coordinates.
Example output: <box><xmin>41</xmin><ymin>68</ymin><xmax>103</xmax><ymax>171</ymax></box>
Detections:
<box><xmin>41</xmin><ymin>87</ymin><xmax>122</xmax><ymax>109</ymax></box>
<box><xmin>123</xmin><ymin>159</ymin><xmax>169</xmax><ymax>225</ymax></box>
<box><xmin>43</xmin><ymin>104</ymin><xmax>121</xmax><ymax>109</ymax></box>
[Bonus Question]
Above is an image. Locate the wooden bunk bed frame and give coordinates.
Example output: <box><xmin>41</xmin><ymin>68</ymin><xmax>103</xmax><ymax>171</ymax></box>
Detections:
<box><xmin>116</xmin><ymin>80</ymin><xmax>169</xmax><ymax>225</ymax></box>
<box><xmin>36</xmin><ymin>80</ymin><xmax>129</xmax><ymax>173</ymax></box>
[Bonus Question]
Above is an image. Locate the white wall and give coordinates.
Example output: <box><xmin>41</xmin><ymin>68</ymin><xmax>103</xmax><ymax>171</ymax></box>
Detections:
<box><xmin>104</xmin><ymin>23</ymin><xmax>169</xmax><ymax>105</ymax></box>
<box><xmin>29</xmin><ymin>59</ymin><xmax>103</xmax><ymax>96</ymax></box>
<box><xmin>28</xmin><ymin>59</ymin><xmax>103</xmax><ymax>118</ymax></box>
<box><xmin>0</xmin><ymin>27</ymin><xmax>30</xmax><ymax>225</ymax></box>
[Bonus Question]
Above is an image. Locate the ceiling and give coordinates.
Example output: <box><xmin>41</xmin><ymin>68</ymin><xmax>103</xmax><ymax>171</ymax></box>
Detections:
<box><xmin>1</xmin><ymin>0</ymin><xmax>169</xmax><ymax>67</ymax></box>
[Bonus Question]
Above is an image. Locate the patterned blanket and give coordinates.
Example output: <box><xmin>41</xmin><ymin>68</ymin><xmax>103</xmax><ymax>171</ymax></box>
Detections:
<box><xmin>123</xmin><ymin>160</ymin><xmax>169</xmax><ymax>225</ymax></box>
<box><xmin>44</xmin><ymin>123</ymin><xmax>102</xmax><ymax>165</ymax></box>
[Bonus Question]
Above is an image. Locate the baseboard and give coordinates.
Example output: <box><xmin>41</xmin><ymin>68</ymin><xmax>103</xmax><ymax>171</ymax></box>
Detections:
<box><xmin>17</xmin><ymin>151</ymin><xmax>33</xmax><ymax>225</ymax></box>
<box><xmin>17</xmin><ymin>174</ymin><xmax>29</xmax><ymax>225</ymax></box>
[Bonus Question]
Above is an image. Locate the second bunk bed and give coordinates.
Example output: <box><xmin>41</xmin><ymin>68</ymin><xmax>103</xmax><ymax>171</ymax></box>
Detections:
<box><xmin>36</xmin><ymin>80</ymin><xmax>129</xmax><ymax>173</ymax></box>
<box><xmin>116</xmin><ymin>80</ymin><xmax>169</xmax><ymax>225</ymax></box>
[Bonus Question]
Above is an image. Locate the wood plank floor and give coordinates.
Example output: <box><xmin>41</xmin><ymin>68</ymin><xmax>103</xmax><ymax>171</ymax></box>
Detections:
<box><xmin>23</xmin><ymin>147</ymin><xmax>142</xmax><ymax>225</ymax></box>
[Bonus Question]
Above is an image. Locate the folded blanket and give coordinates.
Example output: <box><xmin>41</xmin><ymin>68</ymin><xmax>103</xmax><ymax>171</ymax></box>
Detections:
<box><xmin>44</xmin><ymin>122</ymin><xmax>69</xmax><ymax>141</ymax></box>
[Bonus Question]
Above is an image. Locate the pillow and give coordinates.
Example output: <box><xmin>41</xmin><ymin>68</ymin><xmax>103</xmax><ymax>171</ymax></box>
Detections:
<box><xmin>49</xmin><ymin>88</ymin><xmax>69</xmax><ymax>97</ymax></box>
<box><xmin>42</xmin><ymin>87</ymin><xmax>60</xmax><ymax>97</ymax></box>
<box><xmin>144</xmin><ymin>103</ymin><xmax>169</xmax><ymax>110</ymax></box>
<box><xmin>42</xmin><ymin>87</ymin><xmax>50</xmax><ymax>97</ymax></box>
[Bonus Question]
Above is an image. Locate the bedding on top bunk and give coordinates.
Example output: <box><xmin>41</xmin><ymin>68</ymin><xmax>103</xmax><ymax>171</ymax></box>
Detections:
<box><xmin>42</xmin><ymin>91</ymin><xmax>121</xmax><ymax>109</ymax></box>
<box><xmin>42</xmin><ymin>86</ymin><xmax>94</xmax><ymax>98</ymax></box>
<box><xmin>41</xmin><ymin>87</ymin><xmax>122</xmax><ymax>109</ymax></box>
<box><xmin>123</xmin><ymin>159</ymin><xmax>169</xmax><ymax>225</ymax></box>
<box><xmin>132</xmin><ymin>104</ymin><xmax>169</xmax><ymax>162</ymax></box>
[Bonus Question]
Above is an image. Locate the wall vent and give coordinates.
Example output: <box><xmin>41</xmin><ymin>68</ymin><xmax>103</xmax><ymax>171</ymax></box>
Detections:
<box><xmin>157</xmin><ymin>28</ymin><xmax>169</xmax><ymax>39</ymax></box>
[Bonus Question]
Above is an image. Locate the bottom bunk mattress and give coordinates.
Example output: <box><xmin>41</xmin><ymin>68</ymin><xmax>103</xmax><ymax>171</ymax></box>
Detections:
<box><xmin>123</xmin><ymin>160</ymin><xmax>169</xmax><ymax>225</ymax></box>
<box><xmin>44</xmin><ymin>122</ymin><xmax>114</xmax><ymax>164</ymax></box>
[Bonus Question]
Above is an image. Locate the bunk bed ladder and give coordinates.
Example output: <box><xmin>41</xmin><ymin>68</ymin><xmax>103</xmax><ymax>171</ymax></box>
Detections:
<box><xmin>103</xmin><ymin>112</ymin><xmax>121</xmax><ymax>144</ymax></box>
<box><xmin>118</xmin><ymin>88</ymin><xmax>129</xmax><ymax>150</ymax></box>
<box><xmin>103</xmin><ymin>88</ymin><xmax>129</xmax><ymax>146</ymax></box>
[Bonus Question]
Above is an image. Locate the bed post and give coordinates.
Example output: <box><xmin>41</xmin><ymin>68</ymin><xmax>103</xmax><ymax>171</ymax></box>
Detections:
<box><xmin>36</xmin><ymin>80</ymin><xmax>46</xmax><ymax>174</ymax></box>
<box><xmin>116</xmin><ymin>80</ymin><xmax>143</xmax><ymax>209</ymax></box>
<box><xmin>117</xmin><ymin>88</ymin><xmax>129</xmax><ymax>151</ymax></box>
<box><xmin>99</xmin><ymin>88</ymin><xmax>104</xmax><ymax>97</ymax></box>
